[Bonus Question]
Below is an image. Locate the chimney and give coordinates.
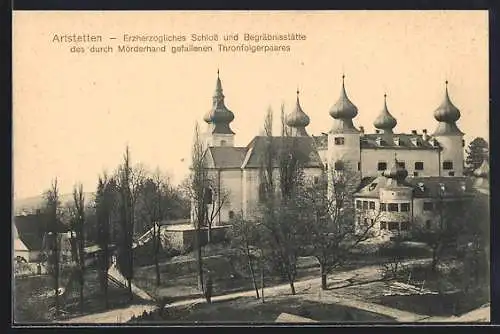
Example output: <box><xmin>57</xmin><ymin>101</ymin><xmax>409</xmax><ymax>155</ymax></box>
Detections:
<box><xmin>422</xmin><ymin>129</ymin><xmax>429</xmax><ymax>141</ymax></box>
<box><xmin>359</xmin><ymin>126</ymin><xmax>365</xmax><ymax>137</ymax></box>
<box><xmin>411</xmin><ymin>130</ymin><xmax>417</xmax><ymax>135</ymax></box>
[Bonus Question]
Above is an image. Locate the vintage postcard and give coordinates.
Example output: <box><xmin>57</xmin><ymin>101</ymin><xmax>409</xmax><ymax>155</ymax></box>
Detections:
<box><xmin>12</xmin><ymin>10</ymin><xmax>490</xmax><ymax>325</ymax></box>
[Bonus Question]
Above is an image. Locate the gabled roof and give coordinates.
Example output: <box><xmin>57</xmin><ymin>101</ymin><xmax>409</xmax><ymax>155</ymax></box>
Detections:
<box><xmin>206</xmin><ymin>146</ymin><xmax>248</xmax><ymax>169</ymax></box>
<box><xmin>14</xmin><ymin>213</ymin><xmax>69</xmax><ymax>251</ymax></box>
<box><xmin>360</xmin><ymin>133</ymin><xmax>440</xmax><ymax>150</ymax></box>
<box><xmin>241</xmin><ymin>136</ymin><xmax>324</xmax><ymax>169</ymax></box>
<box><xmin>355</xmin><ymin>176</ymin><xmax>475</xmax><ymax>199</ymax></box>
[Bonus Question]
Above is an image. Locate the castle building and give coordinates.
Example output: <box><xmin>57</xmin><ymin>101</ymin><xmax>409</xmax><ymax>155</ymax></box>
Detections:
<box><xmin>195</xmin><ymin>71</ymin><xmax>472</xmax><ymax>228</ymax></box>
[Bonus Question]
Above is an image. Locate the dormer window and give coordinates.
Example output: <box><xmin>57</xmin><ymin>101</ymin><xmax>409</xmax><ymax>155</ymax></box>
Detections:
<box><xmin>431</xmin><ymin>138</ymin><xmax>439</xmax><ymax>147</ymax></box>
<box><xmin>394</xmin><ymin>137</ymin><xmax>401</xmax><ymax>146</ymax></box>
<box><xmin>368</xmin><ymin>183</ymin><xmax>377</xmax><ymax>191</ymax></box>
<box><xmin>334</xmin><ymin>137</ymin><xmax>345</xmax><ymax>145</ymax></box>
<box><xmin>375</xmin><ymin>137</ymin><xmax>383</xmax><ymax>146</ymax></box>
<box><xmin>411</xmin><ymin>137</ymin><xmax>420</xmax><ymax>147</ymax></box>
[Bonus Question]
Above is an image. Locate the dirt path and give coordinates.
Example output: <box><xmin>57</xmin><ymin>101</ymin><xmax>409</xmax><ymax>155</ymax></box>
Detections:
<box><xmin>57</xmin><ymin>258</ymin><xmax>432</xmax><ymax>324</ymax></box>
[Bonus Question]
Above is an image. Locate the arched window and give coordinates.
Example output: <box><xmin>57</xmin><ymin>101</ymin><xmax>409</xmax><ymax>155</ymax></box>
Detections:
<box><xmin>204</xmin><ymin>187</ymin><xmax>213</xmax><ymax>205</ymax></box>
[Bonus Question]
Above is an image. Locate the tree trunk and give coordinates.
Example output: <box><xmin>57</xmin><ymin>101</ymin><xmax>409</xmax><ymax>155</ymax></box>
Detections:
<box><xmin>247</xmin><ymin>251</ymin><xmax>259</xmax><ymax>299</ymax></box>
<box><xmin>154</xmin><ymin>230</ymin><xmax>161</xmax><ymax>287</ymax></box>
<box><xmin>79</xmin><ymin>279</ymin><xmax>84</xmax><ymax>313</ymax></box>
<box><xmin>286</xmin><ymin>268</ymin><xmax>296</xmax><ymax>295</ymax></box>
<box><xmin>128</xmin><ymin>278</ymin><xmax>133</xmax><ymax>301</ymax></box>
<box><xmin>195</xmin><ymin>228</ymin><xmax>204</xmax><ymax>293</ymax></box>
<box><xmin>207</xmin><ymin>223</ymin><xmax>212</xmax><ymax>244</ymax></box>
<box><xmin>431</xmin><ymin>247</ymin><xmax>439</xmax><ymax>272</ymax></box>
<box><xmin>320</xmin><ymin>262</ymin><xmax>327</xmax><ymax>290</ymax></box>
<box><xmin>261</xmin><ymin>261</ymin><xmax>265</xmax><ymax>303</ymax></box>
<box><xmin>54</xmin><ymin>236</ymin><xmax>60</xmax><ymax>317</ymax></box>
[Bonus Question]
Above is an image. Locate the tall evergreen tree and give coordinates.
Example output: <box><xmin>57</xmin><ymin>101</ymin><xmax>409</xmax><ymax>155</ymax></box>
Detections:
<box><xmin>465</xmin><ymin>137</ymin><xmax>489</xmax><ymax>173</ymax></box>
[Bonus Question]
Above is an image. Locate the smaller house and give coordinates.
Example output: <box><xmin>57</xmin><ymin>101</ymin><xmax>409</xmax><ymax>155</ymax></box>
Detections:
<box><xmin>354</xmin><ymin>158</ymin><xmax>476</xmax><ymax>238</ymax></box>
<box><xmin>14</xmin><ymin>212</ymin><xmax>72</xmax><ymax>263</ymax></box>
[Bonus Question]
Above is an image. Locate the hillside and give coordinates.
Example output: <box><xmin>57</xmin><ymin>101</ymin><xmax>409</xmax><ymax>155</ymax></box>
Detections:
<box><xmin>13</xmin><ymin>192</ymin><xmax>95</xmax><ymax>215</ymax></box>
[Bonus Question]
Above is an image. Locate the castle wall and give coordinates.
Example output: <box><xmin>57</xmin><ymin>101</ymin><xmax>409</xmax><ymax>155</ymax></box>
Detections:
<box><xmin>360</xmin><ymin>148</ymin><xmax>440</xmax><ymax>178</ymax></box>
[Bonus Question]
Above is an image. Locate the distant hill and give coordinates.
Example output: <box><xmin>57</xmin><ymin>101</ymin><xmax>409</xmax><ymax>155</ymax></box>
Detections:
<box><xmin>13</xmin><ymin>192</ymin><xmax>95</xmax><ymax>215</ymax></box>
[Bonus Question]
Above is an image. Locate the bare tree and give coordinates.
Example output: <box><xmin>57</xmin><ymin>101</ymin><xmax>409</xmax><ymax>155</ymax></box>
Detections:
<box><xmin>95</xmin><ymin>173</ymin><xmax>117</xmax><ymax>308</ymax></box>
<box><xmin>185</xmin><ymin>122</ymin><xmax>209</xmax><ymax>293</ymax></box>
<box><xmin>69</xmin><ymin>184</ymin><xmax>86</xmax><ymax>312</ymax></box>
<box><xmin>42</xmin><ymin>178</ymin><xmax>62</xmax><ymax>317</ymax></box>
<box><xmin>137</xmin><ymin>168</ymin><xmax>172</xmax><ymax>287</ymax></box>
<box><xmin>228</xmin><ymin>212</ymin><xmax>261</xmax><ymax>299</ymax></box>
<box><xmin>301</xmin><ymin>165</ymin><xmax>378</xmax><ymax>290</ymax></box>
<box><xmin>116</xmin><ymin>146</ymin><xmax>145</xmax><ymax>300</ymax></box>
<box><xmin>256</xmin><ymin>107</ymin><xmax>307</xmax><ymax>295</ymax></box>
<box><xmin>206</xmin><ymin>186</ymin><xmax>230</xmax><ymax>244</ymax></box>
<box><xmin>412</xmin><ymin>195</ymin><xmax>470</xmax><ymax>272</ymax></box>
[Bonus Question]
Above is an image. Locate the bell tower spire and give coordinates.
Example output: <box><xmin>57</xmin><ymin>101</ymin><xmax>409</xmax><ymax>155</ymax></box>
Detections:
<box><xmin>203</xmin><ymin>70</ymin><xmax>236</xmax><ymax>147</ymax></box>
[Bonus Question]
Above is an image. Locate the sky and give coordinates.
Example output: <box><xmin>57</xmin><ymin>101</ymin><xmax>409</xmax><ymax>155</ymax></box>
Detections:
<box><xmin>12</xmin><ymin>10</ymin><xmax>489</xmax><ymax>200</ymax></box>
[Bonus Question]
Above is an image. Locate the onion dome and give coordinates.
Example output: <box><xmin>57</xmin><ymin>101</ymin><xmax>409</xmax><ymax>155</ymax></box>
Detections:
<box><xmin>373</xmin><ymin>94</ymin><xmax>397</xmax><ymax>134</ymax></box>
<box><xmin>432</xmin><ymin>81</ymin><xmax>464</xmax><ymax>136</ymax></box>
<box><xmin>329</xmin><ymin>75</ymin><xmax>359</xmax><ymax>134</ymax></box>
<box><xmin>286</xmin><ymin>90</ymin><xmax>310</xmax><ymax>136</ymax></box>
<box><xmin>473</xmin><ymin>159</ymin><xmax>489</xmax><ymax>178</ymax></box>
<box><xmin>203</xmin><ymin>70</ymin><xmax>235</xmax><ymax>134</ymax></box>
<box><xmin>329</xmin><ymin>75</ymin><xmax>358</xmax><ymax>119</ymax></box>
<box><xmin>383</xmin><ymin>156</ymin><xmax>408</xmax><ymax>183</ymax></box>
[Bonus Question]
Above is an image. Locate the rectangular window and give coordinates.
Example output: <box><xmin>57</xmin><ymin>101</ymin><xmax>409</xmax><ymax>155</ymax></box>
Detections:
<box><xmin>443</xmin><ymin>161</ymin><xmax>453</xmax><ymax>170</ymax></box>
<box><xmin>400</xmin><ymin>203</ymin><xmax>410</xmax><ymax>212</ymax></box>
<box><xmin>397</xmin><ymin>161</ymin><xmax>405</xmax><ymax>169</ymax></box>
<box><xmin>415</xmin><ymin>161</ymin><xmax>424</xmax><ymax>170</ymax></box>
<box><xmin>448</xmin><ymin>171</ymin><xmax>455</xmax><ymax>176</ymax></box>
<box><xmin>400</xmin><ymin>222</ymin><xmax>409</xmax><ymax>231</ymax></box>
<box><xmin>356</xmin><ymin>200</ymin><xmax>361</xmax><ymax>209</ymax></box>
<box><xmin>313</xmin><ymin>176</ymin><xmax>319</xmax><ymax>184</ymax></box>
<box><xmin>369</xmin><ymin>201</ymin><xmax>375</xmax><ymax>210</ymax></box>
<box><xmin>380</xmin><ymin>222</ymin><xmax>387</xmax><ymax>230</ymax></box>
<box><xmin>388</xmin><ymin>203</ymin><xmax>399</xmax><ymax>212</ymax></box>
<box><xmin>377</xmin><ymin>162</ymin><xmax>387</xmax><ymax>171</ymax></box>
<box><xmin>380</xmin><ymin>203</ymin><xmax>386</xmax><ymax>211</ymax></box>
<box><xmin>423</xmin><ymin>202</ymin><xmax>433</xmax><ymax>211</ymax></box>
<box><xmin>388</xmin><ymin>222</ymin><xmax>399</xmax><ymax>231</ymax></box>
<box><xmin>362</xmin><ymin>201</ymin><xmax>368</xmax><ymax>210</ymax></box>
<box><xmin>358</xmin><ymin>162</ymin><xmax>361</xmax><ymax>171</ymax></box>
<box><xmin>413</xmin><ymin>172</ymin><xmax>419</xmax><ymax>177</ymax></box>
<box><xmin>334</xmin><ymin>137</ymin><xmax>345</xmax><ymax>145</ymax></box>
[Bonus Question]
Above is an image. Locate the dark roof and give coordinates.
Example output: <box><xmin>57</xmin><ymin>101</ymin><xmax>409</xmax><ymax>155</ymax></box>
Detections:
<box><xmin>242</xmin><ymin>136</ymin><xmax>324</xmax><ymax>169</ymax></box>
<box><xmin>355</xmin><ymin>176</ymin><xmax>475</xmax><ymax>199</ymax></box>
<box><xmin>207</xmin><ymin>146</ymin><xmax>248</xmax><ymax>168</ymax></box>
<box><xmin>360</xmin><ymin>133</ymin><xmax>440</xmax><ymax>150</ymax></box>
<box><xmin>14</xmin><ymin>213</ymin><xmax>69</xmax><ymax>251</ymax></box>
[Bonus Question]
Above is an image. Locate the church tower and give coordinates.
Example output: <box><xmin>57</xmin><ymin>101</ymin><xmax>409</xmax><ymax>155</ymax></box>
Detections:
<box><xmin>327</xmin><ymin>75</ymin><xmax>361</xmax><ymax>176</ymax></box>
<box><xmin>432</xmin><ymin>81</ymin><xmax>464</xmax><ymax>177</ymax></box>
<box><xmin>203</xmin><ymin>70</ymin><xmax>235</xmax><ymax>147</ymax></box>
<box><xmin>285</xmin><ymin>90</ymin><xmax>310</xmax><ymax>137</ymax></box>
